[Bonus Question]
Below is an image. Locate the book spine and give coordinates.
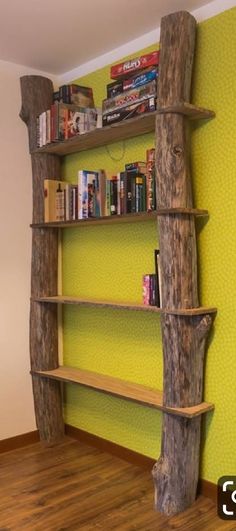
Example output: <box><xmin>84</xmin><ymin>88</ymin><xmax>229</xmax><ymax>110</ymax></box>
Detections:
<box><xmin>81</xmin><ymin>172</ymin><xmax>88</xmax><ymax>219</ymax></box>
<box><xmin>154</xmin><ymin>249</ymin><xmax>161</xmax><ymax>308</ymax></box>
<box><xmin>98</xmin><ymin>169</ymin><xmax>106</xmax><ymax>217</ymax></box>
<box><xmin>135</xmin><ymin>175</ymin><xmax>146</xmax><ymax>212</ymax></box>
<box><xmin>55</xmin><ymin>183</ymin><xmax>65</xmax><ymax>221</ymax></box>
<box><xmin>110</xmin><ymin>177</ymin><xmax>118</xmax><ymax>215</ymax></box>
<box><xmin>106</xmin><ymin>179</ymin><xmax>111</xmax><ymax>216</ymax></box>
<box><xmin>142</xmin><ymin>275</ymin><xmax>150</xmax><ymax>305</ymax></box>
<box><xmin>46</xmin><ymin>109</ymin><xmax>51</xmax><ymax>144</ymax></box>
<box><xmin>87</xmin><ymin>174</ymin><xmax>95</xmax><ymax>217</ymax></box>
<box><xmin>120</xmin><ymin>171</ymin><xmax>127</xmax><ymax>215</ymax></box>
<box><xmin>71</xmin><ymin>185</ymin><xmax>78</xmax><ymax>220</ymax></box>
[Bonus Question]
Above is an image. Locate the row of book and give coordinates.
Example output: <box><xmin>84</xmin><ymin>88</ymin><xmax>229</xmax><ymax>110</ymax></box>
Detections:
<box><xmin>142</xmin><ymin>250</ymin><xmax>162</xmax><ymax>308</ymax></box>
<box><xmin>44</xmin><ymin>150</ymin><xmax>156</xmax><ymax>222</ymax></box>
<box><xmin>37</xmin><ymin>83</ymin><xmax>102</xmax><ymax>147</ymax></box>
<box><xmin>102</xmin><ymin>51</ymin><xmax>159</xmax><ymax>126</ymax></box>
<box><xmin>37</xmin><ymin>103</ymin><xmax>102</xmax><ymax>147</ymax></box>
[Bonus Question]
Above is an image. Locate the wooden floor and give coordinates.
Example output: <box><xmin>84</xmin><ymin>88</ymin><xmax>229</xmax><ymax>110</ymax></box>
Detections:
<box><xmin>0</xmin><ymin>437</ymin><xmax>234</xmax><ymax>530</ymax></box>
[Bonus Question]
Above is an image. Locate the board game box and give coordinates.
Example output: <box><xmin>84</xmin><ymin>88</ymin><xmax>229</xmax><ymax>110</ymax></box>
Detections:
<box><xmin>102</xmin><ymin>97</ymin><xmax>156</xmax><ymax>127</ymax></box>
<box><xmin>110</xmin><ymin>51</ymin><xmax>159</xmax><ymax>79</ymax></box>
<box><xmin>102</xmin><ymin>80</ymin><xmax>157</xmax><ymax>115</ymax></box>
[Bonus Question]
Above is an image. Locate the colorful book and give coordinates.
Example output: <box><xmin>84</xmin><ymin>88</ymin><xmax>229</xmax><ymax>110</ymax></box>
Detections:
<box><xmin>44</xmin><ymin>179</ymin><xmax>67</xmax><ymax>222</ymax></box>
<box><xmin>78</xmin><ymin>170</ymin><xmax>98</xmax><ymax>219</ymax></box>
<box><xmin>154</xmin><ymin>250</ymin><xmax>162</xmax><ymax>308</ymax></box>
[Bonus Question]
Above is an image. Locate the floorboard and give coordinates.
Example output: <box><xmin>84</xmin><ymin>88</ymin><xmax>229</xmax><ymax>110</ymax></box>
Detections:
<box><xmin>0</xmin><ymin>437</ymin><xmax>233</xmax><ymax>530</ymax></box>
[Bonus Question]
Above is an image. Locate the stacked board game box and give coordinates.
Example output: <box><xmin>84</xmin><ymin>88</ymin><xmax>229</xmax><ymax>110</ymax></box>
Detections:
<box><xmin>103</xmin><ymin>51</ymin><xmax>159</xmax><ymax>126</ymax></box>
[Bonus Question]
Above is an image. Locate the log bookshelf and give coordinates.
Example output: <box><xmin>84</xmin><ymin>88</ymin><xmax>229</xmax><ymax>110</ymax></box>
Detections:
<box><xmin>20</xmin><ymin>10</ymin><xmax>216</xmax><ymax>517</ymax></box>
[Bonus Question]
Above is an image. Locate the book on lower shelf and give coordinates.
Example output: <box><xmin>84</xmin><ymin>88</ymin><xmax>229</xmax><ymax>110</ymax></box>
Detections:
<box><xmin>43</xmin><ymin>147</ymin><xmax>156</xmax><ymax>223</ymax></box>
<box><xmin>142</xmin><ymin>249</ymin><xmax>162</xmax><ymax>308</ymax></box>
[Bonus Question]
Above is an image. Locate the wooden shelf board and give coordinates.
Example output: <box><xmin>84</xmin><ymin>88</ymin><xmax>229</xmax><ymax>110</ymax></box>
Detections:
<box><xmin>31</xmin><ymin>103</ymin><xmax>214</xmax><ymax>157</ymax></box>
<box><xmin>32</xmin><ymin>111</ymin><xmax>156</xmax><ymax>156</ymax></box>
<box><xmin>32</xmin><ymin>295</ymin><xmax>217</xmax><ymax>316</ymax></box>
<box><xmin>33</xmin><ymin>296</ymin><xmax>163</xmax><ymax>313</ymax></box>
<box><xmin>31</xmin><ymin>211</ymin><xmax>157</xmax><ymax>229</ymax></box>
<box><xmin>156</xmin><ymin>208</ymin><xmax>208</xmax><ymax>217</ymax></box>
<box><xmin>156</xmin><ymin>102</ymin><xmax>215</xmax><ymax>120</ymax></box>
<box><xmin>30</xmin><ymin>208</ymin><xmax>209</xmax><ymax>229</ymax></box>
<box><xmin>32</xmin><ymin>366</ymin><xmax>214</xmax><ymax>418</ymax></box>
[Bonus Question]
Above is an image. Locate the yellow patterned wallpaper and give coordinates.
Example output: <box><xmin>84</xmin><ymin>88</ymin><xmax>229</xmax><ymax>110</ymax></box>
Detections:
<box><xmin>62</xmin><ymin>8</ymin><xmax>236</xmax><ymax>484</ymax></box>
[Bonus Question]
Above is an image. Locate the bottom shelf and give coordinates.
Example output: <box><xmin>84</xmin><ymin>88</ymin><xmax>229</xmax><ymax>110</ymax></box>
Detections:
<box><xmin>32</xmin><ymin>366</ymin><xmax>214</xmax><ymax>419</ymax></box>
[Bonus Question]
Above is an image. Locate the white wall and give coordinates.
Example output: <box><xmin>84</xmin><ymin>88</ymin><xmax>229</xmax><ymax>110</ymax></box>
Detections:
<box><xmin>0</xmin><ymin>60</ymin><xmax>56</xmax><ymax>439</ymax></box>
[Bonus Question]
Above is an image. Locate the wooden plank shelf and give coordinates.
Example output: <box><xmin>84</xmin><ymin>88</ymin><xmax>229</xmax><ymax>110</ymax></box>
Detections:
<box><xmin>32</xmin><ymin>111</ymin><xmax>156</xmax><ymax>156</ymax></box>
<box><xmin>156</xmin><ymin>208</ymin><xmax>208</xmax><ymax>216</ymax></box>
<box><xmin>33</xmin><ymin>295</ymin><xmax>217</xmax><ymax>316</ymax></box>
<box><xmin>31</xmin><ymin>211</ymin><xmax>157</xmax><ymax>229</ymax></box>
<box><xmin>32</xmin><ymin>366</ymin><xmax>214</xmax><ymax>418</ymax></box>
<box><xmin>31</xmin><ymin>208</ymin><xmax>209</xmax><ymax>229</ymax></box>
<box><xmin>156</xmin><ymin>102</ymin><xmax>215</xmax><ymax>120</ymax></box>
<box><xmin>32</xmin><ymin>103</ymin><xmax>214</xmax><ymax>157</ymax></box>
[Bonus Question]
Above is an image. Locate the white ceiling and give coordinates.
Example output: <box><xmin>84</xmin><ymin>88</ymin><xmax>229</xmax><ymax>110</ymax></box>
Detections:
<box><xmin>0</xmin><ymin>0</ymin><xmax>215</xmax><ymax>75</ymax></box>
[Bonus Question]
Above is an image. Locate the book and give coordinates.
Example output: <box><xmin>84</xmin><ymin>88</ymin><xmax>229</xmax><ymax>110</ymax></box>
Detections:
<box><xmin>146</xmin><ymin>148</ymin><xmax>156</xmax><ymax>211</ymax></box>
<box><xmin>142</xmin><ymin>273</ymin><xmax>160</xmax><ymax>307</ymax></box>
<box><xmin>58</xmin><ymin>84</ymin><xmax>94</xmax><ymax>108</ymax></box>
<box><xmin>93</xmin><ymin>169</ymin><xmax>106</xmax><ymax>217</ymax></box>
<box><xmin>125</xmin><ymin>161</ymin><xmax>147</xmax><ymax>173</ymax></box>
<box><xmin>142</xmin><ymin>275</ymin><xmax>150</xmax><ymax>305</ymax></box>
<box><xmin>119</xmin><ymin>171</ymin><xmax>127</xmax><ymax>215</ymax></box>
<box><xmin>110</xmin><ymin>51</ymin><xmax>160</xmax><ymax>79</ymax></box>
<box><xmin>78</xmin><ymin>170</ymin><xmax>99</xmax><ymax>219</ymax></box>
<box><xmin>154</xmin><ymin>249</ymin><xmax>162</xmax><ymax>308</ymax></box>
<box><xmin>44</xmin><ymin>179</ymin><xmax>67</xmax><ymax>222</ymax></box>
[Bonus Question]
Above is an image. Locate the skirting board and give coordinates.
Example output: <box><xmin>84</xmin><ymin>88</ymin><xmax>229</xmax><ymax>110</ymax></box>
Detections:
<box><xmin>0</xmin><ymin>424</ymin><xmax>217</xmax><ymax>503</ymax></box>
<box><xmin>0</xmin><ymin>430</ymin><xmax>40</xmax><ymax>454</ymax></box>
<box><xmin>65</xmin><ymin>424</ymin><xmax>217</xmax><ymax>503</ymax></box>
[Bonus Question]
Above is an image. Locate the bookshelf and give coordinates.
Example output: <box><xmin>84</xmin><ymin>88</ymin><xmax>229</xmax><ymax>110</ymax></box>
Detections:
<box><xmin>20</xmin><ymin>10</ymin><xmax>216</xmax><ymax>517</ymax></box>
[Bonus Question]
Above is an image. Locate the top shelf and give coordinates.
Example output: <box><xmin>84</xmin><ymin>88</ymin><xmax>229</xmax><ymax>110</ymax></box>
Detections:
<box><xmin>32</xmin><ymin>103</ymin><xmax>215</xmax><ymax>157</ymax></box>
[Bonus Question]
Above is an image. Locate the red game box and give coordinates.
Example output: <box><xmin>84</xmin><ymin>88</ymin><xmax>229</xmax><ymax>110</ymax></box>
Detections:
<box><xmin>110</xmin><ymin>51</ymin><xmax>159</xmax><ymax>80</ymax></box>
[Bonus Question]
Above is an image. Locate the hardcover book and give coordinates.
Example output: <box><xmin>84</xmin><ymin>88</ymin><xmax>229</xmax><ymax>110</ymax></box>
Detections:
<box><xmin>44</xmin><ymin>179</ymin><xmax>67</xmax><ymax>222</ymax></box>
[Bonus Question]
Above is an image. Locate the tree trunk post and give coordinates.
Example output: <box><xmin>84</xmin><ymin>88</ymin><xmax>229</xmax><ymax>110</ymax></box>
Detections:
<box><xmin>20</xmin><ymin>76</ymin><xmax>64</xmax><ymax>443</ymax></box>
<box><xmin>152</xmin><ymin>12</ymin><xmax>214</xmax><ymax>515</ymax></box>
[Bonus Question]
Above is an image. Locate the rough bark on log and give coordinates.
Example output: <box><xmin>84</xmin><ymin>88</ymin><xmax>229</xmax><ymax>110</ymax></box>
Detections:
<box><xmin>20</xmin><ymin>76</ymin><xmax>64</xmax><ymax>443</ymax></box>
<box><xmin>152</xmin><ymin>12</ymin><xmax>214</xmax><ymax>515</ymax></box>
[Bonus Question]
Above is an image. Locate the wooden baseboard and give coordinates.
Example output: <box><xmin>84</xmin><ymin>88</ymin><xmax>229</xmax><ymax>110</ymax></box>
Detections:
<box><xmin>0</xmin><ymin>430</ymin><xmax>40</xmax><ymax>454</ymax></box>
<box><xmin>65</xmin><ymin>424</ymin><xmax>217</xmax><ymax>502</ymax></box>
<box><xmin>65</xmin><ymin>424</ymin><xmax>155</xmax><ymax>469</ymax></box>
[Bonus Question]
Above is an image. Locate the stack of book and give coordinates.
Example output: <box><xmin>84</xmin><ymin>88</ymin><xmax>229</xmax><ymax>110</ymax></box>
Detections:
<box><xmin>142</xmin><ymin>250</ymin><xmax>162</xmax><ymax>308</ymax></box>
<box><xmin>36</xmin><ymin>84</ymin><xmax>102</xmax><ymax>147</ymax></box>
<box><xmin>43</xmin><ymin>148</ymin><xmax>156</xmax><ymax>222</ymax></box>
<box><xmin>102</xmin><ymin>51</ymin><xmax>159</xmax><ymax>126</ymax></box>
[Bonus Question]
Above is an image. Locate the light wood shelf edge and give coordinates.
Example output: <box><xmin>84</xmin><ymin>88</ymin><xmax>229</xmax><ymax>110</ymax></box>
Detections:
<box><xmin>30</xmin><ymin>208</ymin><xmax>209</xmax><ymax>229</ymax></box>
<box><xmin>32</xmin><ymin>366</ymin><xmax>214</xmax><ymax>418</ymax></box>
<box><xmin>32</xmin><ymin>295</ymin><xmax>217</xmax><ymax>316</ymax></box>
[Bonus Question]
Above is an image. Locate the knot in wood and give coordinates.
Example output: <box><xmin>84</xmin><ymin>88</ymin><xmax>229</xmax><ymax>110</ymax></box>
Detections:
<box><xmin>172</xmin><ymin>145</ymin><xmax>184</xmax><ymax>157</ymax></box>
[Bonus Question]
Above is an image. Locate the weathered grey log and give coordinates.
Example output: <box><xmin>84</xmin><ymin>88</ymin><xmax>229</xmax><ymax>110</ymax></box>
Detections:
<box><xmin>152</xmin><ymin>12</ymin><xmax>214</xmax><ymax>515</ymax></box>
<box><xmin>20</xmin><ymin>76</ymin><xmax>64</xmax><ymax>443</ymax></box>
